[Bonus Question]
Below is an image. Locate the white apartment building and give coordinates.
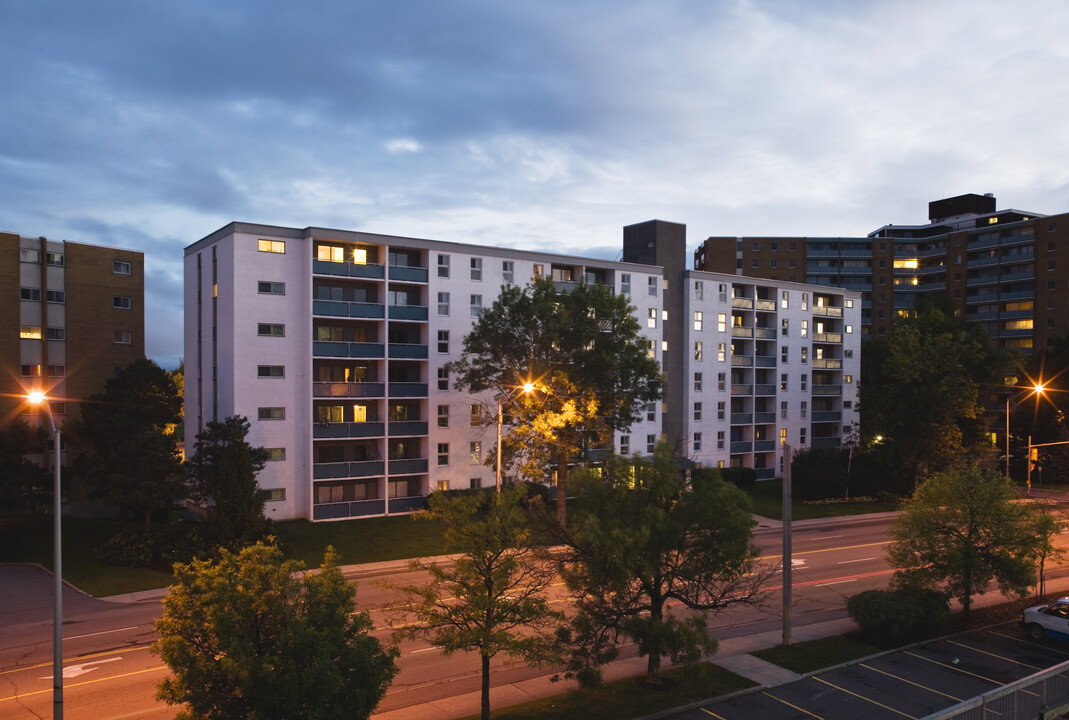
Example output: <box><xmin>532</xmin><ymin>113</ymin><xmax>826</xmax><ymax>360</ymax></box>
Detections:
<box><xmin>184</xmin><ymin>220</ymin><xmax>860</xmax><ymax>522</ymax></box>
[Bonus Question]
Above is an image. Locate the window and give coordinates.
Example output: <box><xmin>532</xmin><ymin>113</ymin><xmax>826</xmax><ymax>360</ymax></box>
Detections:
<box><xmin>781</xmin><ymin>291</ymin><xmax>789</xmax><ymax>309</ymax></box>
<box><xmin>470</xmin><ymin>257</ymin><xmax>482</xmax><ymax>280</ymax></box>
<box><xmin>694</xmin><ymin>402</ymin><xmax>702</xmax><ymax>421</ymax></box>
<box><xmin>20</xmin><ymin>326</ymin><xmax>42</xmax><ymax>339</ymax></box>
<box><xmin>258</xmin><ymin>323</ymin><xmax>285</xmax><ymax>337</ymax></box>
<box><xmin>752</xmin><ymin>242</ymin><xmax>760</xmax><ymax>251</ymax></box>
<box><xmin>646</xmin><ymin>340</ymin><xmax>655</xmax><ymax>359</ymax></box>
<box><xmin>620</xmin><ymin>435</ymin><xmax>630</xmax><ymax>455</ymax></box>
<box><xmin>845</xmin><ymin>374</ymin><xmax>854</xmax><ymax>384</ymax></box>
<box><xmin>648</xmin><ymin>277</ymin><xmax>658</xmax><ymax>297</ymax></box>
<box><xmin>781</xmin><ymin>401</ymin><xmax>788</xmax><ymax>419</ymax></box>
<box><xmin>800</xmin><ymin>401</ymin><xmax>807</xmax><ymax>419</ymax></box>
<box><xmin>694</xmin><ymin>281</ymin><xmax>704</xmax><ymax>300</ymax></box>
<box><xmin>317</xmin><ymin>326</ymin><xmax>343</xmax><ymax>341</ymax></box>
<box><xmin>21</xmin><ymin>364</ymin><xmax>40</xmax><ymax>377</ymax></box>
<box><xmin>470</xmin><ymin>294</ymin><xmax>482</xmax><ymax>317</ymax></box>
<box><xmin>646</xmin><ymin>434</ymin><xmax>656</xmax><ymax>454</ymax></box>
<box><xmin>113</xmin><ymin>330</ymin><xmax>133</xmax><ymax>344</ymax></box>
<box><xmin>533</xmin><ymin>263</ymin><xmax>543</xmax><ymax>277</ymax></box>
<box><xmin>317</xmin><ymin>245</ymin><xmax>343</xmax><ymax>263</ymax></box>
<box><xmin>845</xmin><ymin>299</ymin><xmax>853</xmax><ymax>308</ymax></box>
<box><xmin>780</xmin><ymin>429</ymin><xmax>787</xmax><ymax>445</ymax></box>
<box><xmin>717</xmin><ymin>343</ymin><xmax>726</xmax><ymax>362</ymax></box>
<box><xmin>437</xmin><ymin>254</ymin><xmax>450</xmax><ymax>278</ymax></box>
<box><xmin>265</xmin><ymin>448</ymin><xmax>286</xmax><ymax>461</ymax></box>
<box><xmin>800</xmin><ymin>374</ymin><xmax>807</xmax><ymax>391</ymax></box>
<box><xmin>845</xmin><ymin>349</ymin><xmax>853</xmax><ymax>358</ymax></box>
<box><xmin>620</xmin><ymin>273</ymin><xmax>631</xmax><ymax>295</ymax></box>
<box><xmin>259</xmin><ymin>488</ymin><xmax>286</xmax><ymax>502</ymax></box>
<box><xmin>717</xmin><ymin>313</ymin><xmax>726</xmax><ymax>332</ymax></box>
<box><xmin>469</xmin><ymin>478</ymin><xmax>482</xmax><ymax>490</ymax></box>
<box><xmin>800</xmin><ymin>347</ymin><xmax>807</xmax><ymax>364</ymax></box>
<box><xmin>502</xmin><ymin>260</ymin><xmax>514</xmax><ymax>284</ymax></box>
<box><xmin>47</xmin><ymin>365</ymin><xmax>64</xmax><ymax>377</ymax></box>
<box><xmin>646</xmin><ymin>402</ymin><xmax>656</xmax><ymax>422</ymax></box>
<box><xmin>1049</xmin><ymin>221</ymin><xmax>1057</xmax><ymax>232</ymax></box>
<box><xmin>437</xmin><ymin>292</ymin><xmax>450</xmax><ymax>316</ymax></box>
<box><xmin>693</xmin><ymin>433</ymin><xmax>702</xmax><ymax>452</ymax></box>
<box><xmin>20</xmin><ymin>288</ymin><xmax>41</xmax><ymax>301</ymax></box>
<box><xmin>694</xmin><ymin>342</ymin><xmax>703</xmax><ymax>361</ymax></box>
<box><xmin>258</xmin><ymin>281</ymin><xmax>285</xmax><ymax>295</ymax></box>
<box><xmin>781</xmin><ymin>345</ymin><xmax>788</xmax><ymax>362</ymax></box>
<box><xmin>800</xmin><ymin>320</ymin><xmax>807</xmax><ymax>338</ymax></box>
<box><xmin>718</xmin><ymin>372</ymin><xmax>726</xmax><ymax>391</ymax></box>
<box><xmin>694</xmin><ymin>311</ymin><xmax>703</xmax><ymax>331</ymax></box>
<box><xmin>47</xmin><ymin>327</ymin><xmax>65</xmax><ymax>341</ymax></box>
<box><xmin>20</xmin><ymin>248</ymin><xmax>40</xmax><ymax>263</ymax></box>
<box><xmin>717</xmin><ymin>401</ymin><xmax>725</xmax><ymax>420</ymax></box>
<box><xmin>781</xmin><ymin>319</ymin><xmax>788</xmax><ymax>336</ymax></box>
<box><xmin>438</xmin><ymin>367</ymin><xmax>449</xmax><ymax>390</ymax></box>
<box><xmin>694</xmin><ymin>372</ymin><xmax>703</xmax><ymax>392</ymax></box>
<box><xmin>258</xmin><ymin>239</ymin><xmax>285</xmax><ymax>253</ymax></box>
<box><xmin>44</xmin><ymin>289</ymin><xmax>64</xmax><ymax>303</ymax></box>
<box><xmin>437</xmin><ymin>405</ymin><xmax>449</xmax><ymax>428</ymax></box>
<box><xmin>113</xmin><ymin>260</ymin><xmax>132</xmax><ymax>274</ymax></box>
<box><xmin>1050</xmin><ymin>261</ymin><xmax>1057</xmax><ymax>271</ymax></box>
<box><xmin>46</xmin><ymin>252</ymin><xmax>64</xmax><ymax>267</ymax></box>
<box><xmin>470</xmin><ymin>404</ymin><xmax>482</xmax><ymax>426</ymax></box>
<box><xmin>769</xmin><ymin>259</ymin><xmax>778</xmax><ymax>269</ymax></box>
<box><xmin>801</xmin><ymin>293</ymin><xmax>808</xmax><ymax>311</ymax></box>
<box><xmin>469</xmin><ymin>441</ymin><xmax>481</xmax><ymax>464</ymax></box>
<box><xmin>113</xmin><ymin>295</ymin><xmax>132</xmax><ymax>309</ymax></box>
<box><xmin>751</xmin><ymin>259</ymin><xmax>759</xmax><ymax>269</ymax></box>
<box><xmin>845</xmin><ymin>324</ymin><xmax>853</xmax><ymax>334</ymax></box>
<box><xmin>647</xmin><ymin>308</ymin><xmax>657</xmax><ymax>328</ymax></box>
<box><xmin>800</xmin><ymin>428</ymin><xmax>806</xmax><ymax>445</ymax></box>
<box><xmin>780</xmin><ymin>373</ymin><xmax>788</xmax><ymax>391</ymax></box>
<box><xmin>258</xmin><ymin>407</ymin><xmax>285</xmax><ymax>420</ymax></box>
<box><xmin>437</xmin><ymin>443</ymin><xmax>449</xmax><ymax>466</ymax></box>
<box><xmin>717</xmin><ymin>431</ymin><xmax>725</xmax><ymax>449</ymax></box>
<box><xmin>258</xmin><ymin>365</ymin><xmax>284</xmax><ymax>378</ymax></box>
<box><xmin>437</xmin><ymin>330</ymin><xmax>449</xmax><ymax>353</ymax></box>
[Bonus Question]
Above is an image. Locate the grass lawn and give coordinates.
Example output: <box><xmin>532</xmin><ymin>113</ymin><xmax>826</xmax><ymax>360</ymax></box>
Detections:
<box><xmin>744</xmin><ymin>479</ymin><xmax>901</xmax><ymax>520</ymax></box>
<box><xmin>458</xmin><ymin>662</ymin><xmax>756</xmax><ymax>720</ymax></box>
<box><xmin>751</xmin><ymin>634</ymin><xmax>882</xmax><ymax>674</ymax></box>
<box><xmin>273</xmin><ymin>513</ymin><xmax>446</xmax><ymax>567</ymax></box>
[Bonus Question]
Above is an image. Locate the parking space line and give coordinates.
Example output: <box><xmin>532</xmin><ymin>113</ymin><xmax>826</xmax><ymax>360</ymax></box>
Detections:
<box><xmin>761</xmin><ymin>690</ymin><xmax>825</xmax><ymax>719</ymax></box>
<box><xmin>903</xmin><ymin>651</ymin><xmax>1003</xmax><ymax>685</ymax></box>
<box><xmin>947</xmin><ymin>640</ymin><xmax>1045</xmax><ymax>670</ymax></box>
<box><xmin>699</xmin><ymin>707</ymin><xmax>729</xmax><ymax>719</ymax></box>
<box><xmin>988</xmin><ymin>628</ymin><xmax>1069</xmax><ymax>656</ymax></box>
<box><xmin>859</xmin><ymin>663</ymin><xmax>962</xmax><ymax>702</ymax></box>
<box><xmin>813</xmin><ymin>676</ymin><xmax>918</xmax><ymax>719</ymax></box>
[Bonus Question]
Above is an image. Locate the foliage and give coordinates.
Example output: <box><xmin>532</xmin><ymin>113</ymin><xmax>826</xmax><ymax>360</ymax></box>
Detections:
<box><xmin>95</xmin><ymin>522</ymin><xmax>202</xmax><ymax>568</ymax></box>
<box><xmin>154</xmin><ymin>542</ymin><xmax>397</xmax><ymax>720</ymax></box>
<box><xmin>1031</xmin><ymin>509</ymin><xmax>1065</xmax><ymax>597</ymax></box>
<box><xmin>448</xmin><ymin>276</ymin><xmax>663</xmax><ymax>522</ymax></box>
<box><xmin>886</xmin><ymin>464</ymin><xmax>1037</xmax><ymax>619</ymax></box>
<box><xmin>390</xmin><ymin>485</ymin><xmax>562</xmax><ymax>720</ymax></box>
<box><xmin>0</xmin><ymin>419</ymin><xmax>50</xmax><ymax>522</ymax></box>
<box><xmin>846</xmin><ymin>588</ymin><xmax>949</xmax><ymax>644</ymax></box>
<box><xmin>790</xmin><ymin>447</ymin><xmax>851</xmax><ymax>501</ymax></box>
<box><xmin>69</xmin><ymin>358</ymin><xmax>184</xmax><ymax>534</ymax></box>
<box><xmin>550</xmin><ymin>444</ymin><xmax>776</xmax><ymax>687</ymax></box>
<box><xmin>716</xmin><ymin>466</ymin><xmax>756</xmax><ymax>489</ymax></box>
<box><xmin>860</xmin><ymin>295</ymin><xmax>1003</xmax><ymax>487</ymax></box>
<box><xmin>185</xmin><ymin>416</ymin><xmax>270</xmax><ymax>550</ymax></box>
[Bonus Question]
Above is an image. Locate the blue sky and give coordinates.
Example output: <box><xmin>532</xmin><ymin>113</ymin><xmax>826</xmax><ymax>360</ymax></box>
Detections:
<box><xmin>2</xmin><ymin>0</ymin><xmax>1068</xmax><ymax>367</ymax></box>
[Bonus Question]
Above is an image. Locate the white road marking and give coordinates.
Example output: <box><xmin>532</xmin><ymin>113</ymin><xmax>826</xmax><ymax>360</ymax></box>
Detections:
<box><xmin>837</xmin><ymin>557</ymin><xmax>876</xmax><ymax>564</ymax></box>
<box><xmin>410</xmin><ymin>646</ymin><xmax>440</xmax><ymax>655</ymax></box>
<box><xmin>817</xmin><ymin>579</ymin><xmax>858</xmax><ymax>587</ymax></box>
<box><xmin>68</xmin><ymin>626</ymin><xmax>139</xmax><ymax>641</ymax></box>
<box><xmin>43</xmin><ymin>657</ymin><xmax>123</xmax><ymax>680</ymax></box>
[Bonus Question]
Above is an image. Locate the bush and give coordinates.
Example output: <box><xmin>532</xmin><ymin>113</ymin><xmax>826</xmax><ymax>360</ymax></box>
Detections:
<box><xmin>847</xmin><ymin>588</ymin><xmax>949</xmax><ymax>645</ymax></box>
<box><xmin>719</xmin><ymin>466</ymin><xmax>757</xmax><ymax>489</ymax></box>
<box><xmin>96</xmin><ymin>523</ymin><xmax>204</xmax><ymax>568</ymax></box>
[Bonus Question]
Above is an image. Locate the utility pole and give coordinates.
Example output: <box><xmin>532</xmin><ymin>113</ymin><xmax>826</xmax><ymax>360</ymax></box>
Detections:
<box><xmin>782</xmin><ymin>442</ymin><xmax>792</xmax><ymax>647</ymax></box>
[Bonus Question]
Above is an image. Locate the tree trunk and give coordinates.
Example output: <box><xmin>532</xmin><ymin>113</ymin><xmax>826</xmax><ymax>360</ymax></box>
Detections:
<box><xmin>646</xmin><ymin>601</ymin><xmax>663</xmax><ymax>687</ymax></box>
<box><xmin>556</xmin><ymin>456</ymin><xmax>568</xmax><ymax>526</ymax></box>
<box><xmin>481</xmin><ymin>652</ymin><xmax>491</xmax><ymax>720</ymax></box>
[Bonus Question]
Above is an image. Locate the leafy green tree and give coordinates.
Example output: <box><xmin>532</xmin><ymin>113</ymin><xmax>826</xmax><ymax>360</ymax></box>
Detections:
<box><xmin>1032</xmin><ymin>509</ymin><xmax>1065</xmax><ymax>598</ymax></box>
<box><xmin>184</xmin><ymin>416</ymin><xmax>269</xmax><ymax>549</ymax></box>
<box><xmin>0</xmin><ymin>419</ymin><xmax>50</xmax><ymax>521</ymax></box>
<box><xmin>449</xmin><ymin>276</ymin><xmax>663</xmax><ymax>523</ymax></box>
<box><xmin>551</xmin><ymin>445</ymin><xmax>775</xmax><ymax>687</ymax></box>
<box><xmin>860</xmin><ymin>295</ymin><xmax>1002</xmax><ymax>488</ymax></box>
<box><xmin>390</xmin><ymin>485</ymin><xmax>562</xmax><ymax>720</ymax></box>
<box><xmin>886</xmin><ymin>464</ymin><xmax>1037</xmax><ymax>619</ymax></box>
<box><xmin>70</xmin><ymin>357</ymin><xmax>183</xmax><ymax>533</ymax></box>
<box><xmin>155</xmin><ymin>542</ymin><xmax>397</xmax><ymax>720</ymax></box>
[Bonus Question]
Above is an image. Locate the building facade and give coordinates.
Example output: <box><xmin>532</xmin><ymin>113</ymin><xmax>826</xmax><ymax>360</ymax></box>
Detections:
<box><xmin>184</xmin><ymin>221</ymin><xmax>860</xmax><ymax>522</ymax></box>
<box><xmin>2</xmin><ymin>231</ymin><xmax>145</xmax><ymax>431</ymax></box>
<box><xmin>694</xmin><ymin>193</ymin><xmax>1069</xmax><ymax>353</ymax></box>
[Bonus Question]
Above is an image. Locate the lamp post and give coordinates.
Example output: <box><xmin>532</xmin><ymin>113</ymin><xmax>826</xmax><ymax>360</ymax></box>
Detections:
<box><xmin>28</xmin><ymin>390</ymin><xmax>62</xmax><ymax>720</ymax></box>
<box><xmin>496</xmin><ymin>382</ymin><xmax>535</xmax><ymax>493</ymax></box>
<box><xmin>1005</xmin><ymin>382</ymin><xmax>1044</xmax><ymax>479</ymax></box>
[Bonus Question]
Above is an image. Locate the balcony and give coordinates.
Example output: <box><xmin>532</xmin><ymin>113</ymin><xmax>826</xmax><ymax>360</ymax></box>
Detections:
<box><xmin>730</xmin><ymin>412</ymin><xmax>753</xmax><ymax>425</ymax></box>
<box><xmin>755</xmin><ymin>468</ymin><xmax>776</xmax><ymax>480</ymax></box>
<box><xmin>313</xmin><ymin>499</ymin><xmax>386</xmax><ymax>520</ymax></box>
<box><xmin>388</xmin><ymin>266</ymin><xmax>428</xmax><ymax>283</ymax></box>
<box><xmin>755</xmin><ymin>355</ymin><xmax>777</xmax><ymax>368</ymax></box>
<box><xmin>811</xmin><ymin>358</ymin><xmax>842</xmax><ymax>369</ymax></box>
<box><xmin>731</xmin><ymin>384</ymin><xmax>753</xmax><ymax>395</ymax></box>
<box><xmin>388</xmin><ymin>383</ymin><xmax>428</xmax><ymax>398</ymax></box>
<box><xmin>389</xmin><ymin>458</ymin><xmax>429</xmax><ymax>475</ymax></box>
<box><xmin>730</xmin><ymin>441</ymin><xmax>752</xmax><ymax>453</ymax></box>
<box><xmin>313</xmin><ymin>260</ymin><xmax>386</xmax><ymax>279</ymax></box>
<box><xmin>388</xmin><ymin>420</ymin><xmax>428</xmax><ymax>435</ymax></box>
<box><xmin>754</xmin><ymin>412</ymin><xmax>776</xmax><ymax>424</ymax></box>
<box><xmin>754</xmin><ymin>384</ymin><xmax>777</xmax><ymax>396</ymax></box>
<box><xmin>754</xmin><ymin>327</ymin><xmax>777</xmax><ymax>339</ymax></box>
<box><xmin>388</xmin><ymin>305</ymin><xmax>428</xmax><ymax>321</ymax></box>
<box><xmin>755</xmin><ymin>299</ymin><xmax>776</xmax><ymax>311</ymax></box>
<box><xmin>811</xmin><ymin>437</ymin><xmax>842</xmax><ymax>448</ymax></box>
<box><xmin>313</xmin><ymin>381</ymin><xmax>386</xmax><ymax>398</ymax></box>
<box><xmin>753</xmin><ymin>440</ymin><xmax>776</xmax><ymax>452</ymax></box>
<box><xmin>811</xmin><ymin>411</ymin><xmax>842</xmax><ymax>422</ymax></box>
<box><xmin>313</xmin><ymin>421</ymin><xmax>385</xmax><ymax>439</ymax></box>
<box><xmin>731</xmin><ymin>326</ymin><xmax>753</xmax><ymax>338</ymax></box>
<box><xmin>731</xmin><ymin>297</ymin><xmax>754</xmax><ymax>309</ymax></box>
<box><xmin>812</xmin><ymin>306</ymin><xmax>843</xmax><ymax>317</ymax></box>
<box><xmin>389</xmin><ymin>496</ymin><xmax>427</xmax><ymax>514</ymax></box>
<box><xmin>812</xmin><ymin>332</ymin><xmax>842</xmax><ymax>343</ymax></box>
<box><xmin>731</xmin><ymin>355</ymin><xmax>753</xmax><ymax>367</ymax></box>
<box><xmin>311</xmin><ymin>460</ymin><xmax>386</xmax><ymax>479</ymax></box>
<box><xmin>312</xmin><ymin>300</ymin><xmax>386</xmax><ymax>319</ymax></box>
<box><xmin>389</xmin><ymin>343</ymin><xmax>428</xmax><ymax>359</ymax></box>
<box><xmin>812</xmin><ymin>385</ymin><xmax>842</xmax><ymax>396</ymax></box>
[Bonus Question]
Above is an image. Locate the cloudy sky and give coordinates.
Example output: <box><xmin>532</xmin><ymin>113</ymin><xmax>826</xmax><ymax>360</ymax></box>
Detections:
<box><xmin>2</xmin><ymin>1</ymin><xmax>1068</xmax><ymax>367</ymax></box>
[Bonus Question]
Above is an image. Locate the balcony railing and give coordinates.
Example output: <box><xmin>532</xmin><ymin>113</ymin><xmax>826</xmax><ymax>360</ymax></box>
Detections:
<box><xmin>388</xmin><ymin>266</ymin><xmax>428</xmax><ymax>283</ymax></box>
<box><xmin>754</xmin><ymin>384</ymin><xmax>777</xmax><ymax>396</ymax></box>
<box><xmin>313</xmin><ymin>381</ymin><xmax>385</xmax><ymax>398</ymax></box>
<box><xmin>755</xmin><ymin>299</ymin><xmax>776</xmax><ymax>311</ymax></box>
<box><xmin>812</xmin><ymin>306</ymin><xmax>843</xmax><ymax>317</ymax></box>
<box><xmin>754</xmin><ymin>412</ymin><xmax>776</xmax><ymax>424</ymax></box>
<box><xmin>388</xmin><ymin>420</ymin><xmax>428</xmax><ymax>435</ymax></box>
<box><xmin>811</xmin><ymin>358</ymin><xmax>842</xmax><ymax>369</ymax></box>
<box><xmin>388</xmin><ymin>343</ymin><xmax>428</xmax><ymax>359</ymax></box>
<box><xmin>812</xmin><ymin>332</ymin><xmax>842</xmax><ymax>343</ymax></box>
<box><xmin>730</xmin><ymin>441</ymin><xmax>752</xmax><ymax>453</ymax></box>
<box><xmin>812</xmin><ymin>411</ymin><xmax>842</xmax><ymax>422</ymax></box>
<box><xmin>313</xmin><ymin>421</ymin><xmax>385</xmax><ymax>439</ymax></box>
<box><xmin>731</xmin><ymin>384</ymin><xmax>753</xmax><ymax>395</ymax></box>
<box><xmin>388</xmin><ymin>458</ymin><xmax>429</xmax><ymax>474</ymax></box>
<box><xmin>730</xmin><ymin>413</ymin><xmax>753</xmax><ymax>425</ymax></box>
<box><xmin>731</xmin><ymin>297</ymin><xmax>754</xmax><ymax>309</ymax></box>
<box><xmin>812</xmin><ymin>385</ymin><xmax>842</xmax><ymax>396</ymax></box>
<box><xmin>313</xmin><ymin>499</ymin><xmax>387</xmax><ymax>520</ymax></box>
<box><xmin>313</xmin><ymin>260</ymin><xmax>386</xmax><ymax>279</ymax></box>
<box><xmin>731</xmin><ymin>327</ymin><xmax>753</xmax><ymax>338</ymax></box>
<box><xmin>731</xmin><ymin>355</ymin><xmax>753</xmax><ymax>367</ymax></box>
<box><xmin>754</xmin><ymin>327</ymin><xmax>777</xmax><ymax>339</ymax></box>
<box><xmin>388</xmin><ymin>305</ymin><xmax>428</xmax><ymax>321</ymax></box>
<box><xmin>388</xmin><ymin>383</ymin><xmax>428</xmax><ymax>398</ymax></box>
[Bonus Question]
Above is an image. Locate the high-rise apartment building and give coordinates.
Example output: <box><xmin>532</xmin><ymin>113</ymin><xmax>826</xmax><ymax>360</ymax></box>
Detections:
<box><xmin>694</xmin><ymin>193</ymin><xmax>1069</xmax><ymax>353</ymax></box>
<box><xmin>1</xmin><ymin>230</ymin><xmax>144</xmax><ymax>440</ymax></box>
<box><xmin>185</xmin><ymin>220</ymin><xmax>860</xmax><ymax>522</ymax></box>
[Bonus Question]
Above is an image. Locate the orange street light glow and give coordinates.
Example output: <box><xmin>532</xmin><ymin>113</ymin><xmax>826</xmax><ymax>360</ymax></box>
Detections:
<box><xmin>27</xmin><ymin>390</ymin><xmax>46</xmax><ymax>405</ymax></box>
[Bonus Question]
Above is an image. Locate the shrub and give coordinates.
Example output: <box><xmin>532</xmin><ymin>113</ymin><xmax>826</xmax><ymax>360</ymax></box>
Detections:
<box><xmin>719</xmin><ymin>466</ymin><xmax>757</xmax><ymax>489</ymax></box>
<box><xmin>847</xmin><ymin>588</ymin><xmax>949</xmax><ymax>645</ymax></box>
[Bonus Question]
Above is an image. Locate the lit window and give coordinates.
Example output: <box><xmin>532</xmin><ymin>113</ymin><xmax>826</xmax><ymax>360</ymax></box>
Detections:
<box><xmin>317</xmin><ymin>245</ymin><xmax>344</xmax><ymax>262</ymax></box>
<box><xmin>258</xmin><ymin>239</ymin><xmax>285</xmax><ymax>253</ymax></box>
<box><xmin>717</xmin><ymin>313</ymin><xmax>726</xmax><ymax>332</ymax></box>
<box><xmin>113</xmin><ymin>296</ymin><xmax>132</xmax><ymax>309</ymax></box>
<box><xmin>801</xmin><ymin>293</ymin><xmax>808</xmax><ymax>310</ymax></box>
<box><xmin>316</xmin><ymin>405</ymin><xmax>343</xmax><ymax>423</ymax></box>
<box><xmin>20</xmin><ymin>326</ymin><xmax>42</xmax><ymax>339</ymax></box>
<box><xmin>21</xmin><ymin>364</ymin><xmax>41</xmax><ymax>377</ymax></box>
<box><xmin>780</xmin><ymin>428</ymin><xmax>787</xmax><ymax>444</ymax></box>
<box><xmin>845</xmin><ymin>374</ymin><xmax>854</xmax><ymax>383</ymax></box>
<box><xmin>717</xmin><ymin>343</ymin><xmax>726</xmax><ymax>362</ymax></box>
<box><xmin>781</xmin><ymin>291</ymin><xmax>789</xmax><ymax>309</ymax></box>
<box><xmin>469</xmin><ymin>441</ymin><xmax>481</xmax><ymax>464</ymax></box>
<box><xmin>113</xmin><ymin>261</ymin><xmax>132</xmax><ymax>274</ymax></box>
<box><xmin>258</xmin><ymin>323</ymin><xmax>285</xmax><ymax>337</ymax></box>
<box><xmin>800</xmin><ymin>320</ymin><xmax>807</xmax><ymax>338</ymax></box>
<box><xmin>620</xmin><ymin>435</ymin><xmax>630</xmax><ymax>455</ymax></box>
<box><xmin>801</xmin><ymin>347</ymin><xmax>807</xmax><ymax>364</ymax></box>
<box><xmin>893</xmin><ymin>259</ymin><xmax>919</xmax><ymax>269</ymax></box>
<box><xmin>648</xmin><ymin>308</ymin><xmax>657</xmax><ymax>328</ymax></box>
<box><xmin>266</xmin><ymin>448</ymin><xmax>286</xmax><ymax>461</ymax></box>
<box><xmin>470</xmin><ymin>404</ymin><xmax>482</xmax><ymax>426</ymax></box>
<box><xmin>113</xmin><ymin>330</ymin><xmax>133</xmax><ymax>344</ymax></box>
<box><xmin>353</xmin><ymin>248</ymin><xmax>367</xmax><ymax>264</ymax></box>
<box><xmin>845</xmin><ymin>325</ymin><xmax>853</xmax><ymax>334</ymax></box>
<box><xmin>845</xmin><ymin>299</ymin><xmax>853</xmax><ymax>308</ymax></box>
<box><xmin>780</xmin><ymin>373</ymin><xmax>788</xmax><ymax>391</ymax></box>
<box><xmin>258</xmin><ymin>407</ymin><xmax>285</xmax><ymax>420</ymax></box>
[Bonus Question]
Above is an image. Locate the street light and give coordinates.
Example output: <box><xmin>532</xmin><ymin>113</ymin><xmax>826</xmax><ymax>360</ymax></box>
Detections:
<box><xmin>1005</xmin><ymin>382</ymin><xmax>1044</xmax><ymax>478</ymax></box>
<box><xmin>28</xmin><ymin>390</ymin><xmax>63</xmax><ymax>720</ymax></box>
<box><xmin>496</xmin><ymin>382</ymin><xmax>535</xmax><ymax>493</ymax></box>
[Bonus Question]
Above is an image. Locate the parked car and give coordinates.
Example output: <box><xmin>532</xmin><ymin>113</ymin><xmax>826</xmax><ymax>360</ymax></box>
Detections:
<box><xmin>1021</xmin><ymin>598</ymin><xmax>1069</xmax><ymax>641</ymax></box>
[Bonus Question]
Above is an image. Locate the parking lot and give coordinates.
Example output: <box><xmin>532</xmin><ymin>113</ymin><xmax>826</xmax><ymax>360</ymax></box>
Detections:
<box><xmin>678</xmin><ymin>623</ymin><xmax>1069</xmax><ymax>720</ymax></box>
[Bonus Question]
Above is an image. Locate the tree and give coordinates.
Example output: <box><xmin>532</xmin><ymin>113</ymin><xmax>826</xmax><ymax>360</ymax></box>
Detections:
<box><xmin>551</xmin><ymin>445</ymin><xmax>776</xmax><ymax>687</ymax></box>
<box><xmin>860</xmin><ymin>295</ymin><xmax>1002</xmax><ymax>488</ymax></box>
<box><xmin>70</xmin><ymin>357</ymin><xmax>183</xmax><ymax>533</ymax></box>
<box><xmin>390</xmin><ymin>485</ymin><xmax>562</xmax><ymax>720</ymax></box>
<box><xmin>0</xmin><ymin>419</ymin><xmax>50</xmax><ymax>521</ymax></box>
<box><xmin>184</xmin><ymin>416</ymin><xmax>270</xmax><ymax>550</ymax></box>
<box><xmin>1032</xmin><ymin>508</ymin><xmax>1065</xmax><ymax>598</ymax></box>
<box><xmin>449</xmin><ymin>276</ymin><xmax>663</xmax><ymax>523</ymax></box>
<box><xmin>886</xmin><ymin>464</ymin><xmax>1037</xmax><ymax>619</ymax></box>
<box><xmin>154</xmin><ymin>541</ymin><xmax>398</xmax><ymax>720</ymax></box>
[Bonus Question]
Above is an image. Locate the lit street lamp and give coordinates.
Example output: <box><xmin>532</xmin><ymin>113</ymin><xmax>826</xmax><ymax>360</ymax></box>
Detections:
<box><xmin>1005</xmin><ymin>382</ymin><xmax>1044</xmax><ymax>479</ymax></box>
<box><xmin>496</xmin><ymin>382</ymin><xmax>535</xmax><ymax>493</ymax></box>
<box><xmin>28</xmin><ymin>389</ymin><xmax>63</xmax><ymax>720</ymax></box>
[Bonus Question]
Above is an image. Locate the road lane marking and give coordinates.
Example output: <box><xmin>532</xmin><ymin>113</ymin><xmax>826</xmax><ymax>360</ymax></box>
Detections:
<box><xmin>813</xmin><ymin>676</ymin><xmax>917</xmax><ymax>718</ymax></box>
<box><xmin>814</xmin><ymin>579</ymin><xmax>857</xmax><ymax>587</ymax></box>
<box><xmin>0</xmin><ymin>644</ymin><xmax>154</xmax><ymax>676</ymax></box>
<box><xmin>903</xmin><ymin>651</ymin><xmax>1002</xmax><ymax>685</ymax></box>
<box><xmin>859</xmin><ymin>663</ymin><xmax>962</xmax><ymax>701</ymax></box>
<box><xmin>1</xmin><ymin>665</ymin><xmax>169</xmax><ymax>704</ymax></box>
<box><xmin>52</xmin><ymin>657</ymin><xmax>122</xmax><ymax>679</ymax></box>
<box><xmin>763</xmin><ymin>540</ymin><xmax>891</xmax><ymax>561</ymax></box>
<box><xmin>947</xmin><ymin>640</ymin><xmax>1045</xmax><ymax>670</ymax></box>
<box><xmin>409</xmin><ymin>647</ymin><xmax>440</xmax><ymax>655</ymax></box>
<box><xmin>67</xmin><ymin>626</ymin><xmax>139</xmax><ymax>641</ymax></box>
<box><xmin>837</xmin><ymin>557</ymin><xmax>876</xmax><ymax>564</ymax></box>
<box><xmin>762</xmin><ymin>690</ymin><xmax>825</xmax><ymax>718</ymax></box>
